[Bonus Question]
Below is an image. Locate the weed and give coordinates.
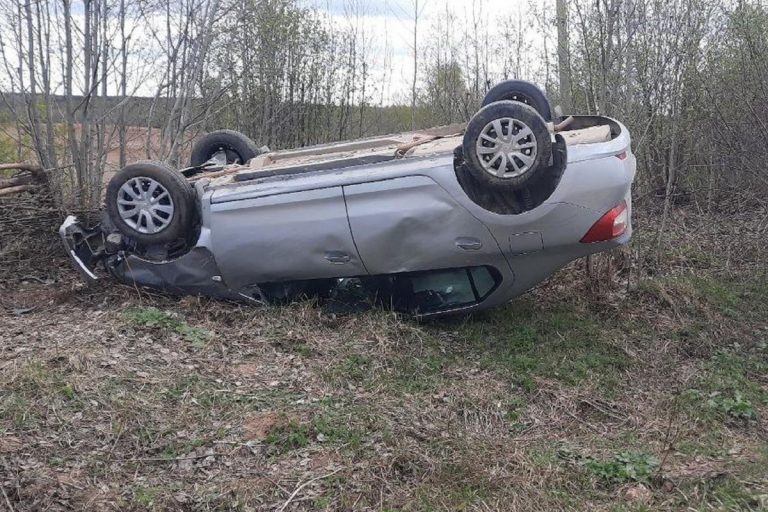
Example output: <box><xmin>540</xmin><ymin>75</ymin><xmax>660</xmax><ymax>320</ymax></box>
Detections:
<box><xmin>133</xmin><ymin>486</ymin><xmax>157</xmax><ymax>507</ymax></box>
<box><xmin>583</xmin><ymin>452</ymin><xmax>659</xmax><ymax>484</ymax></box>
<box><xmin>313</xmin><ymin>414</ymin><xmax>364</xmax><ymax>450</ymax></box>
<box><xmin>313</xmin><ymin>496</ymin><xmax>332</xmax><ymax>508</ymax></box>
<box><xmin>123</xmin><ymin>306</ymin><xmax>210</xmax><ymax>346</ymax></box>
<box><xmin>265</xmin><ymin>421</ymin><xmax>310</xmax><ymax>453</ymax></box>
<box><xmin>59</xmin><ymin>384</ymin><xmax>76</xmax><ymax>400</ymax></box>
<box><xmin>336</xmin><ymin>354</ymin><xmax>372</xmax><ymax>382</ymax></box>
<box><xmin>707</xmin><ymin>392</ymin><xmax>757</xmax><ymax>420</ymax></box>
<box><xmin>680</xmin><ymin>350</ymin><xmax>766</xmax><ymax>424</ymax></box>
<box><xmin>160</xmin><ymin>445</ymin><xmax>177</xmax><ymax>460</ymax></box>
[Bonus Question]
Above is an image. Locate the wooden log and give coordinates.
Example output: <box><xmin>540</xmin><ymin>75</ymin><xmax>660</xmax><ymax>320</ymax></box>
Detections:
<box><xmin>0</xmin><ymin>175</ymin><xmax>34</xmax><ymax>189</ymax></box>
<box><xmin>0</xmin><ymin>163</ymin><xmax>47</xmax><ymax>187</ymax></box>
<box><xmin>0</xmin><ymin>162</ymin><xmax>43</xmax><ymax>174</ymax></box>
<box><xmin>0</xmin><ymin>185</ymin><xmax>36</xmax><ymax>196</ymax></box>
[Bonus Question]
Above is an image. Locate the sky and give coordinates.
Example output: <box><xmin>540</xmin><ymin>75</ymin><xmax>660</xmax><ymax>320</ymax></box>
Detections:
<box><xmin>299</xmin><ymin>0</ymin><xmax>549</xmax><ymax>103</ymax></box>
<box><xmin>0</xmin><ymin>0</ymin><xmax>549</xmax><ymax>102</ymax></box>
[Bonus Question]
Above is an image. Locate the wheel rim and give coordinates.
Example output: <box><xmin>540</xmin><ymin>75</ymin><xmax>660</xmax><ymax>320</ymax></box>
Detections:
<box><xmin>116</xmin><ymin>177</ymin><xmax>175</xmax><ymax>234</ymax></box>
<box><xmin>503</xmin><ymin>93</ymin><xmax>532</xmax><ymax>106</ymax></box>
<box><xmin>210</xmin><ymin>146</ymin><xmax>241</xmax><ymax>165</ymax></box>
<box><xmin>475</xmin><ymin>117</ymin><xmax>538</xmax><ymax>178</ymax></box>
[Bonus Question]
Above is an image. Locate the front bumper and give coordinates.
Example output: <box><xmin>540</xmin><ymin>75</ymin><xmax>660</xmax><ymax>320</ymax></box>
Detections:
<box><xmin>59</xmin><ymin>215</ymin><xmax>104</xmax><ymax>284</ymax></box>
<box><xmin>59</xmin><ymin>215</ymin><xmax>252</xmax><ymax>302</ymax></box>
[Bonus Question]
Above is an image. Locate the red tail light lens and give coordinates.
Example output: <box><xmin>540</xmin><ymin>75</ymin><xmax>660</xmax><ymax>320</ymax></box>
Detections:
<box><xmin>580</xmin><ymin>201</ymin><xmax>628</xmax><ymax>243</ymax></box>
<box><xmin>616</xmin><ymin>151</ymin><xmax>628</xmax><ymax>160</ymax></box>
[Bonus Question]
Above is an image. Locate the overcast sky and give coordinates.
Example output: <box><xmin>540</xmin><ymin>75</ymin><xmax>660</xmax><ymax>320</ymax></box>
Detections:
<box><xmin>299</xmin><ymin>0</ymin><xmax>548</xmax><ymax>103</ymax></box>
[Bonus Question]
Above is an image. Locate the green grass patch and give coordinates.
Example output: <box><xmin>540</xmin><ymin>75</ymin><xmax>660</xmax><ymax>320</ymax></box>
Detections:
<box><xmin>641</xmin><ymin>275</ymin><xmax>768</xmax><ymax>322</ymax></box>
<box><xmin>0</xmin><ymin>362</ymin><xmax>84</xmax><ymax>429</ymax></box>
<box><xmin>313</xmin><ymin>414</ymin><xmax>364</xmax><ymax>450</ymax></box>
<box><xmin>265</xmin><ymin>420</ymin><xmax>311</xmax><ymax>453</ymax></box>
<box><xmin>673</xmin><ymin>473</ymin><xmax>768</xmax><ymax>511</ymax></box>
<box><xmin>457</xmin><ymin>298</ymin><xmax>628</xmax><ymax>392</ymax></box>
<box><xmin>161</xmin><ymin>374</ymin><xmax>303</xmax><ymax>411</ymax></box>
<box><xmin>123</xmin><ymin>306</ymin><xmax>210</xmax><ymax>346</ymax></box>
<box><xmin>336</xmin><ymin>354</ymin><xmax>373</xmax><ymax>383</ymax></box>
<box><xmin>388</xmin><ymin>352</ymin><xmax>448</xmax><ymax>394</ymax></box>
<box><xmin>680</xmin><ymin>350</ymin><xmax>766</xmax><ymax>424</ymax></box>
<box><xmin>59</xmin><ymin>384</ymin><xmax>76</xmax><ymax>400</ymax></box>
<box><xmin>583</xmin><ymin>451</ymin><xmax>659</xmax><ymax>484</ymax></box>
<box><xmin>133</xmin><ymin>486</ymin><xmax>159</xmax><ymax>507</ymax></box>
<box><xmin>325</xmin><ymin>341</ymin><xmax>452</xmax><ymax>395</ymax></box>
<box><xmin>0</xmin><ymin>395</ymin><xmax>35</xmax><ymax>429</ymax></box>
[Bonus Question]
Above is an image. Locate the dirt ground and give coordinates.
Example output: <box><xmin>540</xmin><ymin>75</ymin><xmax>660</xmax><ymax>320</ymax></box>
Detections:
<box><xmin>0</xmin><ymin>206</ymin><xmax>766</xmax><ymax>511</ymax></box>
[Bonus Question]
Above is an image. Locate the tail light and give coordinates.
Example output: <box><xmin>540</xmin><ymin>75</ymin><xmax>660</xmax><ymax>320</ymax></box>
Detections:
<box><xmin>580</xmin><ymin>201</ymin><xmax>628</xmax><ymax>243</ymax></box>
<box><xmin>616</xmin><ymin>151</ymin><xmax>628</xmax><ymax>160</ymax></box>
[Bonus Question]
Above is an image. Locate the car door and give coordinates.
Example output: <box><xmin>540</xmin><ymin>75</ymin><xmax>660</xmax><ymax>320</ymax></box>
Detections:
<box><xmin>209</xmin><ymin>186</ymin><xmax>366</xmax><ymax>286</ymax></box>
<box><xmin>343</xmin><ymin>175</ymin><xmax>508</xmax><ymax>275</ymax></box>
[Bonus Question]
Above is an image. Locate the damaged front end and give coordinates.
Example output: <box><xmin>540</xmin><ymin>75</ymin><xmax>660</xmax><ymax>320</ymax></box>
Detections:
<box><xmin>59</xmin><ymin>215</ymin><xmax>250</xmax><ymax>302</ymax></box>
<box><xmin>59</xmin><ymin>215</ymin><xmax>106</xmax><ymax>284</ymax></box>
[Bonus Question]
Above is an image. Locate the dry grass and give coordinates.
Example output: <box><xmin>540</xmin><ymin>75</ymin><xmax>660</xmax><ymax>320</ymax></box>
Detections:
<box><xmin>0</xmin><ymin>205</ymin><xmax>767</xmax><ymax>511</ymax></box>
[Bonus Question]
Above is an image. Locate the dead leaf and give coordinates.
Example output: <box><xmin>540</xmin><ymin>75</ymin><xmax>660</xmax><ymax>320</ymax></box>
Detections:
<box><xmin>0</xmin><ymin>436</ymin><xmax>22</xmax><ymax>453</ymax></box>
<box><xmin>623</xmin><ymin>483</ymin><xmax>652</xmax><ymax>504</ymax></box>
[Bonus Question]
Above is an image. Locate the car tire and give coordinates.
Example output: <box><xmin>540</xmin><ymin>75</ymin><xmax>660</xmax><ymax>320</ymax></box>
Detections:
<box><xmin>462</xmin><ymin>100</ymin><xmax>552</xmax><ymax>190</ymax></box>
<box><xmin>190</xmin><ymin>129</ymin><xmax>260</xmax><ymax>167</ymax></box>
<box><xmin>106</xmin><ymin>161</ymin><xmax>195</xmax><ymax>245</ymax></box>
<box><xmin>481</xmin><ymin>80</ymin><xmax>552</xmax><ymax>121</ymax></box>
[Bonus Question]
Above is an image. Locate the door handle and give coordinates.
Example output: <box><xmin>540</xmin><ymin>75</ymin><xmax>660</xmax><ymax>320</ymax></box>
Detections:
<box><xmin>325</xmin><ymin>251</ymin><xmax>351</xmax><ymax>264</ymax></box>
<box><xmin>455</xmin><ymin>237</ymin><xmax>483</xmax><ymax>251</ymax></box>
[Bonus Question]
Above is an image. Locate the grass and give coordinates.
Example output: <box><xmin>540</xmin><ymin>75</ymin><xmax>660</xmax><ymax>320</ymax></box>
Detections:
<box><xmin>458</xmin><ymin>299</ymin><xmax>629</xmax><ymax>392</ymax></box>
<box><xmin>678</xmin><ymin>349</ymin><xmax>767</xmax><ymax>428</ymax></box>
<box><xmin>123</xmin><ymin>306</ymin><xmax>211</xmax><ymax>346</ymax></box>
<box><xmin>583</xmin><ymin>451</ymin><xmax>660</xmax><ymax>484</ymax></box>
<box><xmin>265</xmin><ymin>420</ymin><xmax>311</xmax><ymax>453</ymax></box>
<box><xmin>134</xmin><ymin>486</ymin><xmax>158</xmax><ymax>507</ymax></box>
<box><xmin>3</xmin><ymin>208</ymin><xmax>768</xmax><ymax>511</ymax></box>
<box><xmin>312</xmin><ymin>414</ymin><xmax>365</xmax><ymax>450</ymax></box>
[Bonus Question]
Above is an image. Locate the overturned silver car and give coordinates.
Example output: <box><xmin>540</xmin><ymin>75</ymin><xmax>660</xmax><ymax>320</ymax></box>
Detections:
<box><xmin>61</xmin><ymin>81</ymin><xmax>635</xmax><ymax>317</ymax></box>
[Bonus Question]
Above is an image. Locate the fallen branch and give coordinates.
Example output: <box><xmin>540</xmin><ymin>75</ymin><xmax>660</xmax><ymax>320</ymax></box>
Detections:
<box><xmin>0</xmin><ymin>175</ymin><xmax>35</xmax><ymax>189</ymax></box>
<box><xmin>278</xmin><ymin>468</ymin><xmax>342</xmax><ymax>512</ymax></box>
<box><xmin>0</xmin><ymin>483</ymin><xmax>14</xmax><ymax>512</ymax></box>
<box><xmin>120</xmin><ymin>453</ymin><xmax>223</xmax><ymax>463</ymax></box>
<box><xmin>0</xmin><ymin>162</ymin><xmax>49</xmax><ymax>199</ymax></box>
<box><xmin>0</xmin><ymin>185</ymin><xmax>36</xmax><ymax>197</ymax></box>
<box><xmin>0</xmin><ymin>162</ymin><xmax>43</xmax><ymax>174</ymax></box>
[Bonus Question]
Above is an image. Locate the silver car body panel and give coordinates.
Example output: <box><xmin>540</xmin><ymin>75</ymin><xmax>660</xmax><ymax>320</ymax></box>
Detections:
<box><xmin>209</xmin><ymin>186</ymin><xmax>366</xmax><ymax>284</ymax></box>
<box><xmin>344</xmin><ymin>175</ymin><xmax>508</xmax><ymax>275</ymax></box>
<box><xmin>198</xmin><ymin>118</ymin><xmax>635</xmax><ymax>315</ymax></box>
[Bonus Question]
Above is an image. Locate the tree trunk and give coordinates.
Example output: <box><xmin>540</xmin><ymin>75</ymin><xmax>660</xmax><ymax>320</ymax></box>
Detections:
<box><xmin>556</xmin><ymin>0</ymin><xmax>572</xmax><ymax>113</ymax></box>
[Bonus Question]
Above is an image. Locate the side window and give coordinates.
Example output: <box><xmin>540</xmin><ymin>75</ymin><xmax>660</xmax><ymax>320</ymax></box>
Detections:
<box><xmin>469</xmin><ymin>266</ymin><xmax>497</xmax><ymax>298</ymax></box>
<box><xmin>394</xmin><ymin>266</ymin><xmax>501</xmax><ymax>314</ymax></box>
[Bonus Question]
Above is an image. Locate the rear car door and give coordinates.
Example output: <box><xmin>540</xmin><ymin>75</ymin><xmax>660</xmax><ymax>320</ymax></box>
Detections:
<box><xmin>209</xmin><ymin>187</ymin><xmax>366</xmax><ymax>286</ymax></box>
<box><xmin>343</xmin><ymin>175</ymin><xmax>507</xmax><ymax>275</ymax></box>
